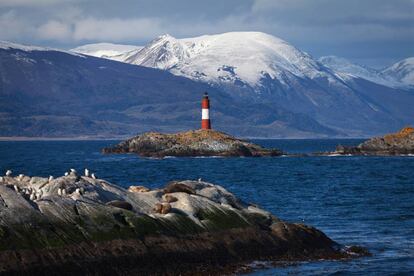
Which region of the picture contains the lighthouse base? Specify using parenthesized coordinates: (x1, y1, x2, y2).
(201, 119, 211, 130)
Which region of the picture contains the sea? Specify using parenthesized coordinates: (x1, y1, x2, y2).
(0, 139, 413, 275)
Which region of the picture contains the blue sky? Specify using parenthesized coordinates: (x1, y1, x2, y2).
(0, 0, 413, 68)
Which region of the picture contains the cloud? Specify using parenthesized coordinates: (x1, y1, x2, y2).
(72, 17, 163, 41)
(0, 0, 83, 7)
(0, 10, 33, 40)
(36, 20, 72, 41)
(0, 0, 412, 67)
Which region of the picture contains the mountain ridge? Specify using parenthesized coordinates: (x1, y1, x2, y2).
(0, 40, 339, 138)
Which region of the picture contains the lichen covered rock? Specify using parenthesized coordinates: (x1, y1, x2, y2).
(0, 172, 366, 275)
(335, 127, 414, 156)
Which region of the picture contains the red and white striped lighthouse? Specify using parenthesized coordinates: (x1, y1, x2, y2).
(201, 92, 211, 130)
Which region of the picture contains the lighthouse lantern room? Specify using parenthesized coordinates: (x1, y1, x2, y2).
(201, 92, 211, 130)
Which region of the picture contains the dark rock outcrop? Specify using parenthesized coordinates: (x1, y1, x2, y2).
(334, 127, 414, 156)
(102, 129, 283, 157)
(0, 171, 366, 275)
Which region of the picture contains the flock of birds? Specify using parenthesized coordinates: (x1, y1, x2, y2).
(1, 168, 97, 201)
(3, 168, 96, 180)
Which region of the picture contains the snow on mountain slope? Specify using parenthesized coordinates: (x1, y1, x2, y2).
(0, 40, 83, 57)
(71, 43, 142, 61)
(382, 57, 414, 86)
(123, 32, 342, 88)
(319, 56, 408, 88)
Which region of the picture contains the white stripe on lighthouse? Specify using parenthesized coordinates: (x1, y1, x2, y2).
(202, 108, 209, 119)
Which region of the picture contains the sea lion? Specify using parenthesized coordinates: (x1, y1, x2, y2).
(128, 185, 150, 193)
(106, 200, 133, 211)
(163, 194, 178, 203)
(164, 181, 195, 194)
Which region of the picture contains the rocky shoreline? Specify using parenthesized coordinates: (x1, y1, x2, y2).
(102, 129, 283, 158)
(332, 127, 414, 156)
(0, 169, 367, 275)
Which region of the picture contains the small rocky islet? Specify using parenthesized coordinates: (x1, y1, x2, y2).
(0, 169, 367, 275)
(102, 129, 283, 158)
(334, 127, 414, 156)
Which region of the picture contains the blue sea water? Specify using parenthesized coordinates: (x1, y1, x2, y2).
(0, 139, 413, 275)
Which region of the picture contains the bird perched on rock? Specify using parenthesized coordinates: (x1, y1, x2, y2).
(91, 173, 97, 179)
(70, 169, 76, 173)
(84, 168, 90, 177)
(64, 172, 69, 176)
(18, 174, 24, 181)
(5, 170, 12, 176)
(198, 178, 202, 183)
(48, 176, 54, 182)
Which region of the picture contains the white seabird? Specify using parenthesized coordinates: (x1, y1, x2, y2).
(84, 168, 90, 177)
(5, 170, 12, 176)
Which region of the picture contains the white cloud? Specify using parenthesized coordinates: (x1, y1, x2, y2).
(72, 17, 164, 41)
(36, 20, 72, 41)
(0, 0, 83, 7)
(0, 10, 33, 40)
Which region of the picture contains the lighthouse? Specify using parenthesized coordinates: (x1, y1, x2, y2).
(201, 92, 211, 130)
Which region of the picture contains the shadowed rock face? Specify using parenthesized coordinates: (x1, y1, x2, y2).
(0, 171, 367, 275)
(335, 127, 414, 156)
(102, 129, 283, 157)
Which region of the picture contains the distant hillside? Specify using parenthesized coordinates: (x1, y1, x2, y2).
(0, 41, 336, 138)
(72, 32, 414, 137)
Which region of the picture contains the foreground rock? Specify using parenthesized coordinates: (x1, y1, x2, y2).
(0, 170, 367, 275)
(102, 129, 283, 157)
(333, 127, 414, 156)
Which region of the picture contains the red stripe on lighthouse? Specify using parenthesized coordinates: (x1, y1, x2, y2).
(201, 92, 211, 130)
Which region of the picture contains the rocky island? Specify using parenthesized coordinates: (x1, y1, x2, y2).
(0, 170, 366, 275)
(102, 129, 283, 158)
(334, 127, 414, 156)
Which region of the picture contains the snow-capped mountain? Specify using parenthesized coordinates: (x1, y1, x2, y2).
(71, 43, 142, 61)
(382, 58, 414, 86)
(319, 55, 412, 88)
(123, 32, 341, 88)
(319, 56, 392, 86)
(66, 32, 414, 136)
(0, 40, 83, 57)
(2, 36, 413, 137)
(1, 40, 341, 138)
